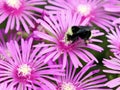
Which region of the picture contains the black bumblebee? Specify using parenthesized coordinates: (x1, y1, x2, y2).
(65, 26, 93, 43)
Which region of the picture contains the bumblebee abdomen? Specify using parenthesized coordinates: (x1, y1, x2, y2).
(78, 30, 91, 40)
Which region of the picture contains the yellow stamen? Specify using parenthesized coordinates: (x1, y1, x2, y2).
(6, 0, 22, 9)
(61, 82, 76, 90)
(77, 4, 91, 16)
(18, 64, 31, 76)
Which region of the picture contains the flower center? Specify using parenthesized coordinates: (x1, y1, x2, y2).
(17, 64, 32, 76)
(77, 4, 91, 16)
(61, 82, 76, 90)
(6, 0, 22, 9)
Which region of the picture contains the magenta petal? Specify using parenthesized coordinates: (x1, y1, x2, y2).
(105, 77, 120, 88)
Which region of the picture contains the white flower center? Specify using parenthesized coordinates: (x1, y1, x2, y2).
(18, 64, 32, 76)
(77, 4, 91, 16)
(61, 82, 76, 90)
(6, 0, 22, 9)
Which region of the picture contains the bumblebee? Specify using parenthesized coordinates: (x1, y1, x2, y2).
(65, 26, 93, 44)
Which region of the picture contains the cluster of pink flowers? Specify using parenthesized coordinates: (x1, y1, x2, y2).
(0, 0, 120, 90)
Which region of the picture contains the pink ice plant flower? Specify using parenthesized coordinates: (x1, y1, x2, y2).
(0, 38, 64, 90)
(45, 0, 118, 32)
(103, 55, 120, 90)
(0, 0, 46, 33)
(56, 61, 110, 90)
(0, 29, 20, 60)
(34, 11, 104, 68)
(106, 27, 120, 55)
(103, 0, 120, 24)
(103, 0, 120, 12)
(0, 82, 14, 90)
